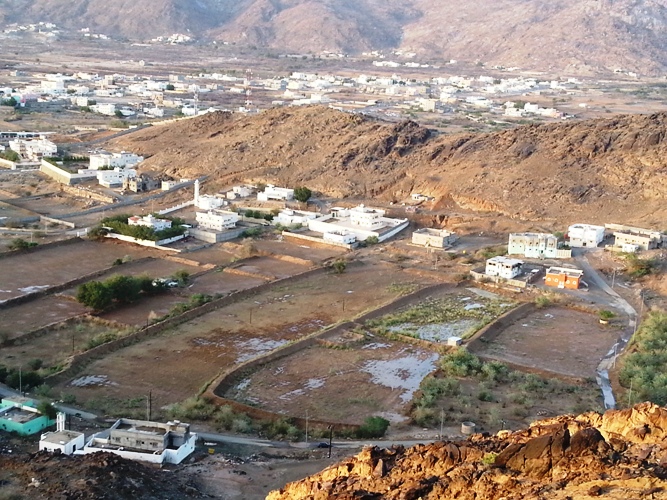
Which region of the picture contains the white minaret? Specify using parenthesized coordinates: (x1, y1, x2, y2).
(56, 412, 65, 432)
(194, 179, 200, 205)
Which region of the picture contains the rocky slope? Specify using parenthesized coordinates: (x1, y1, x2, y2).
(3, 0, 667, 73)
(268, 403, 667, 499)
(0, 450, 204, 499)
(112, 107, 667, 228)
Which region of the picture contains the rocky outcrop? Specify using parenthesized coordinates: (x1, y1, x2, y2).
(268, 403, 667, 499)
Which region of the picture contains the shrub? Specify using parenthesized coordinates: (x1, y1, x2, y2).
(169, 396, 217, 421)
(440, 349, 483, 378)
(331, 259, 347, 275)
(172, 269, 190, 286)
(76, 281, 114, 311)
(293, 186, 312, 203)
(28, 358, 43, 371)
(37, 401, 58, 420)
(535, 295, 552, 309)
(411, 406, 436, 427)
(356, 416, 390, 438)
(365, 235, 379, 245)
(5, 369, 43, 391)
(625, 254, 656, 278)
(7, 238, 38, 251)
(598, 310, 615, 321)
(477, 389, 494, 402)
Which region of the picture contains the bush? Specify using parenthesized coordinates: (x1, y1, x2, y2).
(5, 369, 43, 391)
(7, 238, 38, 251)
(293, 186, 312, 203)
(535, 295, 552, 309)
(598, 310, 615, 321)
(440, 349, 483, 378)
(356, 416, 390, 438)
(28, 358, 43, 371)
(331, 259, 347, 275)
(76, 281, 114, 311)
(37, 401, 58, 420)
(625, 254, 656, 278)
(169, 396, 217, 421)
(172, 269, 190, 286)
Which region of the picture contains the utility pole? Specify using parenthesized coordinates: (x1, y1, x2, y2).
(305, 410, 309, 444)
(147, 391, 152, 421)
(328, 425, 333, 458)
(19, 367, 22, 395)
(439, 409, 444, 440)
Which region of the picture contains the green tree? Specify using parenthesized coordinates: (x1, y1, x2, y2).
(166, 84, 175, 91)
(37, 400, 58, 420)
(1, 96, 17, 107)
(356, 416, 390, 438)
(114, 109, 124, 118)
(106, 274, 142, 304)
(76, 281, 114, 311)
(293, 187, 312, 203)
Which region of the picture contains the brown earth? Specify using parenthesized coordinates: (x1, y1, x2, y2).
(269, 402, 667, 500)
(0, 450, 204, 499)
(113, 107, 667, 229)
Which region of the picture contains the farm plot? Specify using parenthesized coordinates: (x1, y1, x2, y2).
(9, 194, 91, 217)
(0, 318, 133, 371)
(187, 271, 266, 296)
(0, 295, 87, 340)
(252, 239, 345, 263)
(185, 245, 238, 266)
(229, 256, 310, 280)
(55, 263, 438, 416)
(469, 307, 617, 379)
(225, 336, 439, 425)
(0, 239, 159, 300)
(410, 350, 603, 434)
(367, 288, 516, 343)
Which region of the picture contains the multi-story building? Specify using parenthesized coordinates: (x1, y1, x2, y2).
(606, 223, 666, 251)
(90, 151, 144, 170)
(485, 256, 524, 279)
(196, 210, 239, 231)
(567, 224, 605, 248)
(508, 233, 563, 258)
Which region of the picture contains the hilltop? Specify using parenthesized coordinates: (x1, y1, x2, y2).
(268, 403, 667, 500)
(112, 107, 667, 228)
(3, 1, 667, 73)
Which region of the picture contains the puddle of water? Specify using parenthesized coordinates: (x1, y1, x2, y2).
(361, 351, 439, 403)
(390, 320, 479, 343)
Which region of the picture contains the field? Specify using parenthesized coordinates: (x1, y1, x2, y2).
(226, 334, 439, 425)
(0, 318, 133, 371)
(367, 287, 516, 342)
(469, 306, 619, 379)
(0, 295, 87, 340)
(0, 239, 159, 301)
(55, 263, 439, 417)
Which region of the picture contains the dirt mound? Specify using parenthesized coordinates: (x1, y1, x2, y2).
(0, 451, 204, 499)
(268, 402, 667, 499)
(113, 107, 667, 228)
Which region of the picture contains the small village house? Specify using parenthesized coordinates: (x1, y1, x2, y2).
(545, 266, 584, 290)
(412, 228, 458, 248)
(485, 256, 524, 279)
(567, 224, 605, 248)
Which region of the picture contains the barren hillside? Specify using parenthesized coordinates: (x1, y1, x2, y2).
(3, 0, 667, 73)
(269, 403, 667, 500)
(112, 107, 667, 228)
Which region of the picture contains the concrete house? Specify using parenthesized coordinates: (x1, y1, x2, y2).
(90, 151, 143, 170)
(39, 414, 85, 455)
(196, 210, 239, 231)
(606, 223, 666, 251)
(0, 397, 56, 436)
(274, 209, 320, 226)
(545, 266, 584, 290)
(128, 214, 172, 231)
(508, 233, 571, 259)
(226, 185, 254, 199)
(307, 205, 409, 245)
(412, 228, 458, 248)
(97, 167, 136, 188)
(257, 185, 294, 202)
(568, 224, 605, 248)
(77, 418, 196, 465)
(485, 256, 524, 279)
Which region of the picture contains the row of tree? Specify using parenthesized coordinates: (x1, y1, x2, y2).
(98, 214, 187, 242)
(76, 274, 167, 311)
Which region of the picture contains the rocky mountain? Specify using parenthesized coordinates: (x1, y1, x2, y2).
(3, 0, 667, 72)
(112, 106, 667, 228)
(268, 403, 667, 499)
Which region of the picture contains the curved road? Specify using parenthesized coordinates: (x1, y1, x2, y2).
(575, 249, 638, 409)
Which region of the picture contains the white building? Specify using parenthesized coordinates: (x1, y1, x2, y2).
(485, 256, 524, 279)
(274, 209, 320, 226)
(91, 103, 117, 116)
(196, 210, 239, 231)
(568, 224, 605, 248)
(307, 205, 409, 244)
(90, 151, 143, 170)
(412, 228, 458, 248)
(128, 214, 172, 231)
(257, 185, 294, 202)
(8, 138, 57, 161)
(76, 418, 196, 465)
(97, 167, 136, 188)
(508, 233, 563, 259)
(226, 185, 253, 199)
(195, 195, 225, 210)
(39, 414, 85, 455)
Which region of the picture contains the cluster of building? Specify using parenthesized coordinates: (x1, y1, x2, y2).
(5, 135, 57, 162)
